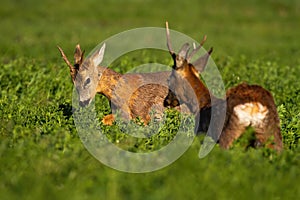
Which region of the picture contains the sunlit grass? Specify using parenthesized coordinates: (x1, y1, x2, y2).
(1, 0, 300, 199)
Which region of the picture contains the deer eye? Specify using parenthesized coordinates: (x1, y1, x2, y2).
(84, 78, 91, 86)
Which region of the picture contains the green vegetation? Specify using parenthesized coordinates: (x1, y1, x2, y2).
(1, 0, 300, 199)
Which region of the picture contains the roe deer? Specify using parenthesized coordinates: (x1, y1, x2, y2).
(164, 22, 216, 136)
(58, 43, 174, 125)
(164, 22, 283, 151)
(164, 22, 213, 114)
(220, 83, 283, 151)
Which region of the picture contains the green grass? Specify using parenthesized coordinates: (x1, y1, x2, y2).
(1, 0, 300, 199)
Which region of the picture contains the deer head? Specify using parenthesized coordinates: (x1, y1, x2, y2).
(58, 43, 106, 107)
(164, 22, 213, 113)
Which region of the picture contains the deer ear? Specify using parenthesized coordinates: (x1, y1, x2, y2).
(193, 47, 213, 72)
(92, 43, 106, 67)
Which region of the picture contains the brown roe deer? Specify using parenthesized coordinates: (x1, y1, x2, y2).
(164, 22, 283, 151)
(163, 22, 213, 113)
(58, 43, 172, 125)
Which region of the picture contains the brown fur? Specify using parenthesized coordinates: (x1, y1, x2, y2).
(167, 61, 283, 151)
(164, 22, 213, 113)
(107, 70, 171, 123)
(219, 83, 283, 151)
(176, 63, 211, 109)
(58, 44, 172, 125)
(164, 22, 282, 151)
(166, 60, 212, 114)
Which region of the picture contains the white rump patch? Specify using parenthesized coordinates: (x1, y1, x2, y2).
(233, 102, 268, 127)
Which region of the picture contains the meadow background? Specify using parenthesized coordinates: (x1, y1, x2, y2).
(1, 0, 300, 199)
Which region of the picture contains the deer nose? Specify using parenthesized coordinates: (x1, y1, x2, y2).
(79, 99, 90, 107)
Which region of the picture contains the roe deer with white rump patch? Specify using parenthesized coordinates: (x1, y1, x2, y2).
(164, 22, 283, 151)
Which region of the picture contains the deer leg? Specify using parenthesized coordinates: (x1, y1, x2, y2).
(254, 125, 283, 152)
(102, 114, 115, 125)
(272, 130, 283, 152)
(219, 114, 247, 149)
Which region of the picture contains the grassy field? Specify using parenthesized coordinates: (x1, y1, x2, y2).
(1, 0, 300, 199)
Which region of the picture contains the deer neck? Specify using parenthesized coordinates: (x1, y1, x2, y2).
(185, 66, 211, 108)
(96, 66, 122, 100)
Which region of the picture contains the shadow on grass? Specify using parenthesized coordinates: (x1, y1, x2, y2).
(58, 102, 73, 120)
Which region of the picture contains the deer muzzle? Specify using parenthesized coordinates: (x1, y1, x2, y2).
(79, 99, 91, 107)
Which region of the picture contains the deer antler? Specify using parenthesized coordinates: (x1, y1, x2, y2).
(57, 45, 77, 81)
(165, 22, 212, 71)
(74, 44, 85, 68)
(187, 35, 207, 62)
(165, 21, 174, 54)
